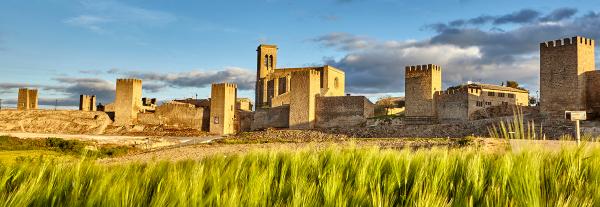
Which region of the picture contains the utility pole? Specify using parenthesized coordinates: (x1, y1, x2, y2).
(55, 99, 57, 110)
(0, 98, 2, 110)
(536, 90, 540, 106)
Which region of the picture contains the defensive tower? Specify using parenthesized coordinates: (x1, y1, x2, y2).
(17, 88, 38, 110)
(210, 83, 238, 135)
(114, 79, 143, 125)
(540, 36, 595, 116)
(404, 64, 442, 118)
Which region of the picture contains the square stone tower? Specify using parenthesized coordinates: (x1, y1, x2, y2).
(289, 70, 321, 129)
(210, 83, 237, 135)
(114, 79, 143, 125)
(256, 44, 278, 108)
(540, 36, 595, 116)
(17, 88, 38, 110)
(79, 95, 97, 111)
(405, 64, 442, 117)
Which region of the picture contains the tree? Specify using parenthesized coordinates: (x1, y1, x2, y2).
(529, 96, 537, 106)
(376, 96, 396, 109)
(446, 84, 464, 91)
(505, 80, 528, 91)
(505, 80, 519, 89)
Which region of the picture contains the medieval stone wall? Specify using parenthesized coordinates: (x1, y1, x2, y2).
(251, 105, 290, 130)
(136, 102, 210, 130)
(270, 92, 290, 107)
(315, 96, 374, 128)
(586, 70, 600, 113)
(236, 110, 254, 132)
(540, 36, 595, 116)
(435, 90, 469, 122)
(405, 64, 442, 117)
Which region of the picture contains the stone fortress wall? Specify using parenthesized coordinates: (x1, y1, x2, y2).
(434, 89, 469, 122)
(315, 96, 374, 128)
(137, 102, 207, 130)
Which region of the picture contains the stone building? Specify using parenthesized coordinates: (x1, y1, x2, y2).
(210, 83, 237, 135)
(17, 88, 38, 110)
(255, 44, 345, 108)
(435, 83, 529, 122)
(404, 65, 529, 123)
(236, 98, 253, 111)
(252, 44, 374, 130)
(79, 95, 97, 111)
(540, 36, 600, 117)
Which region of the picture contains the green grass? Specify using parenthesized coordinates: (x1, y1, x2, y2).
(1, 145, 600, 206)
(0, 150, 72, 165)
(0, 136, 136, 163)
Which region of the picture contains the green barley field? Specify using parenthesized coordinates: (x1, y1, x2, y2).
(1, 144, 600, 206)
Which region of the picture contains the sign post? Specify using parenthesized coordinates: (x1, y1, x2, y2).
(565, 111, 587, 145)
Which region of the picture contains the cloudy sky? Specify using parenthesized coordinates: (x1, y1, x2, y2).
(1, 0, 600, 108)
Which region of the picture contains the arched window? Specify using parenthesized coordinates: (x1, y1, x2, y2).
(264, 55, 269, 68)
(269, 55, 274, 68)
(334, 77, 339, 89)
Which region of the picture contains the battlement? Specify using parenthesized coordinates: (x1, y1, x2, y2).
(212, 82, 238, 88)
(540, 36, 595, 48)
(405, 64, 441, 73)
(292, 69, 321, 77)
(117, 78, 142, 84)
(435, 88, 468, 96)
(257, 44, 278, 50)
(19, 88, 38, 92)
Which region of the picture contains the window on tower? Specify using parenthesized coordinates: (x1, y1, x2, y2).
(265, 55, 269, 68)
(269, 55, 274, 68)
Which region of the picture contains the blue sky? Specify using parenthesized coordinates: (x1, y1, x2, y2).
(1, 0, 600, 108)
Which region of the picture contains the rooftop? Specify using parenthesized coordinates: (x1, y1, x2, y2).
(467, 83, 528, 93)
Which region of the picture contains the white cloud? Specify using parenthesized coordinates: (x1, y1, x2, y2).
(65, 1, 176, 33)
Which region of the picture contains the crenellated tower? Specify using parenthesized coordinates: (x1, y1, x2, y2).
(540, 36, 595, 116)
(404, 64, 442, 118)
(210, 83, 238, 135)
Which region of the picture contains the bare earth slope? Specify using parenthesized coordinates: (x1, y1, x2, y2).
(0, 110, 111, 135)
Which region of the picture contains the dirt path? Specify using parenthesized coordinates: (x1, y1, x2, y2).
(0, 131, 220, 149)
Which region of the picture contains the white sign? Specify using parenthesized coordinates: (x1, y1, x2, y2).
(565, 111, 587, 121)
